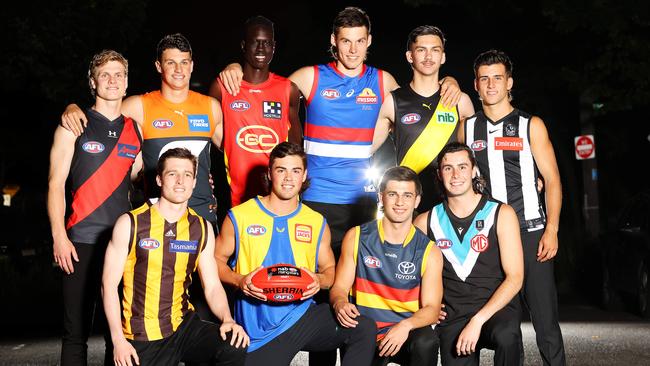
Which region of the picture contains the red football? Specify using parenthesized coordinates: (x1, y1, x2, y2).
(250, 264, 313, 303)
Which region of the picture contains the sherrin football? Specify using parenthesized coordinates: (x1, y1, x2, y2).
(250, 264, 313, 303)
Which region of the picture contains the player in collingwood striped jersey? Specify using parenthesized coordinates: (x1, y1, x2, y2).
(459, 50, 565, 365)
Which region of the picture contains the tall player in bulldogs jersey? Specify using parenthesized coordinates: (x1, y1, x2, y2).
(372, 25, 475, 212)
(414, 142, 524, 366)
(331, 166, 443, 366)
(48, 50, 142, 366)
(459, 50, 565, 365)
(209, 16, 302, 207)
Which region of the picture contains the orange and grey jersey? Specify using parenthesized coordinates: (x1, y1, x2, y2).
(141, 90, 217, 223)
(121, 203, 208, 341)
(392, 86, 459, 174)
(352, 219, 433, 340)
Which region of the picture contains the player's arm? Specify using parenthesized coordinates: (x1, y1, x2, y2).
(214, 215, 266, 301)
(287, 82, 303, 145)
(379, 243, 443, 357)
(530, 116, 562, 262)
(456, 204, 524, 356)
(102, 214, 139, 366)
(47, 126, 78, 274)
(457, 117, 466, 144)
(208, 77, 223, 102)
(330, 227, 363, 328)
(60, 103, 87, 136)
(288, 66, 314, 98)
(301, 224, 334, 301)
(120, 95, 144, 128)
(199, 225, 249, 348)
(457, 92, 475, 120)
(210, 97, 224, 149)
(439, 75, 462, 108)
(413, 212, 429, 234)
(371, 92, 395, 154)
(218, 63, 243, 96)
(381, 70, 400, 96)
(130, 152, 143, 181)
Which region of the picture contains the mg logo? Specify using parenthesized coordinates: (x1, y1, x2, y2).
(398, 261, 416, 275)
(471, 234, 489, 252)
(235, 125, 279, 153)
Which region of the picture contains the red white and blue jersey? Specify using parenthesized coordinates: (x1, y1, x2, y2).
(303, 63, 385, 204)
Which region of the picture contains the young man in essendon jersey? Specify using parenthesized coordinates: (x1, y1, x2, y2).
(459, 50, 565, 365)
(47, 50, 142, 365)
(414, 142, 525, 365)
(209, 16, 302, 208)
(330, 166, 443, 366)
(102, 148, 248, 366)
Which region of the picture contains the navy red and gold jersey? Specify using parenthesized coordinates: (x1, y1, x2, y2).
(219, 74, 292, 206)
(140, 90, 217, 222)
(121, 203, 208, 341)
(228, 197, 326, 352)
(351, 219, 433, 339)
(67, 109, 141, 243)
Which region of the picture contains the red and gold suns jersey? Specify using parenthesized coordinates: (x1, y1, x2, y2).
(219, 74, 292, 206)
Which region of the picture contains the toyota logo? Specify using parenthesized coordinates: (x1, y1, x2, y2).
(398, 261, 415, 275)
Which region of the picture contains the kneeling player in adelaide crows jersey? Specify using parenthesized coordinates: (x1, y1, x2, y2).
(102, 148, 248, 366)
(414, 142, 524, 366)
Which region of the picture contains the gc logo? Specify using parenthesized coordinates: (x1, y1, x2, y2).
(398, 261, 416, 275)
(235, 125, 279, 153)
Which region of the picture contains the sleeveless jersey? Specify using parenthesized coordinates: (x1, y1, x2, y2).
(219, 74, 292, 206)
(67, 109, 141, 243)
(141, 90, 217, 222)
(465, 109, 545, 231)
(392, 86, 459, 173)
(352, 220, 433, 339)
(427, 196, 503, 323)
(303, 62, 384, 204)
(121, 203, 208, 341)
(228, 197, 326, 352)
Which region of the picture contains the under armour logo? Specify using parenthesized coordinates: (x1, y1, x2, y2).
(108, 131, 117, 138)
(422, 103, 432, 110)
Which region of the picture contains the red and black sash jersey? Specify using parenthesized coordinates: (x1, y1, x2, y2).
(66, 109, 142, 243)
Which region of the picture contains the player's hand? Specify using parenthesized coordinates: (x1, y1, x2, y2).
(439, 76, 462, 108)
(53, 235, 79, 274)
(61, 104, 87, 137)
(333, 300, 360, 328)
(536, 177, 544, 193)
(240, 266, 267, 301)
(537, 229, 559, 262)
(208, 173, 215, 191)
(436, 303, 447, 324)
(456, 317, 483, 356)
(113, 338, 140, 366)
(219, 63, 244, 96)
(220, 320, 250, 348)
(378, 321, 411, 357)
(299, 267, 320, 300)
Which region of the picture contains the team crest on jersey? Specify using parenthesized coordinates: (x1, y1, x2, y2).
(230, 100, 250, 112)
(262, 101, 282, 119)
(117, 143, 138, 159)
(321, 89, 340, 100)
(169, 240, 198, 254)
(153, 119, 174, 129)
(401, 113, 421, 125)
(470, 234, 489, 252)
(435, 110, 456, 124)
(363, 256, 382, 268)
(82, 141, 104, 154)
(295, 224, 312, 243)
(436, 239, 453, 249)
(138, 238, 160, 250)
(471, 140, 487, 151)
(246, 225, 267, 236)
(356, 88, 378, 104)
(236, 125, 279, 153)
(494, 137, 523, 151)
(505, 123, 518, 136)
(475, 220, 484, 230)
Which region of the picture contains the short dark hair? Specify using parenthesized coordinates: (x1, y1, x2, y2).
(244, 15, 274, 38)
(406, 25, 445, 51)
(329, 7, 371, 58)
(156, 148, 197, 177)
(267, 142, 309, 192)
(156, 33, 192, 62)
(436, 142, 486, 195)
(87, 49, 128, 97)
(379, 166, 422, 197)
(473, 49, 513, 78)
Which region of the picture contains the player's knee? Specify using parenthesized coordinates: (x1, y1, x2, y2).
(492, 327, 522, 351)
(354, 315, 378, 341)
(408, 327, 439, 355)
(218, 332, 248, 361)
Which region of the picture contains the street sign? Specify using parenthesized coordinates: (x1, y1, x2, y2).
(575, 134, 596, 160)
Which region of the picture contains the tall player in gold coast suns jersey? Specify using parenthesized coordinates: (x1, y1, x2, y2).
(102, 148, 248, 366)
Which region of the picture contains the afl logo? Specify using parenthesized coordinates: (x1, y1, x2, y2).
(246, 225, 267, 236)
(274, 293, 295, 301)
(321, 89, 340, 100)
(138, 238, 160, 250)
(471, 140, 487, 151)
(436, 239, 452, 249)
(230, 100, 250, 112)
(363, 256, 382, 268)
(153, 119, 173, 129)
(236, 125, 280, 153)
(82, 141, 104, 153)
(400, 113, 421, 125)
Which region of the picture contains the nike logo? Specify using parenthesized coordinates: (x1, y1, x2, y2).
(422, 103, 432, 110)
(489, 129, 499, 134)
